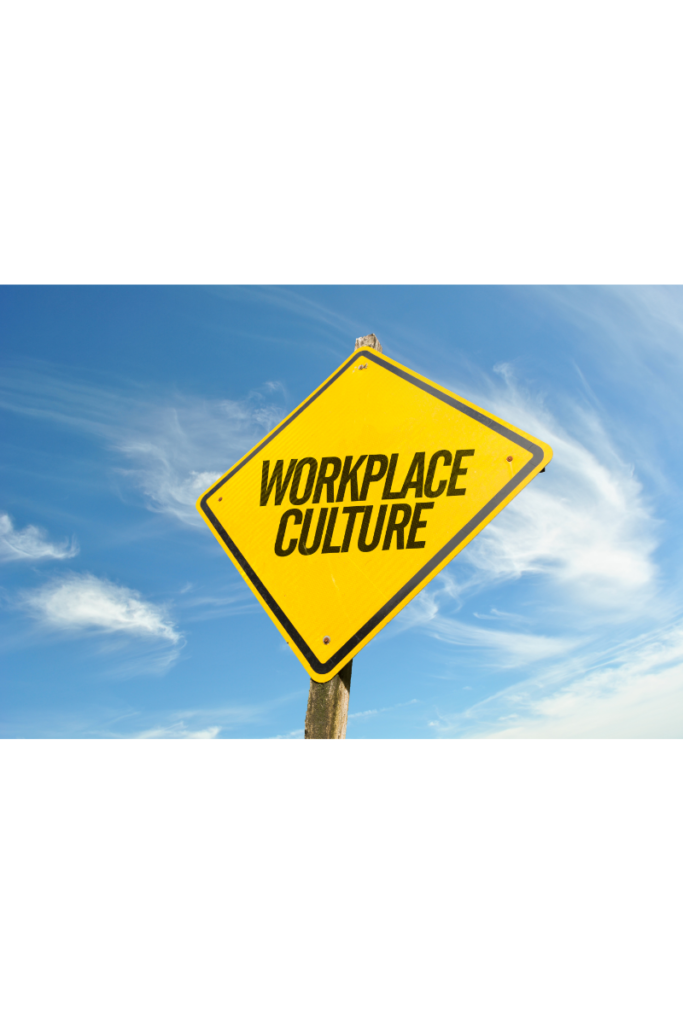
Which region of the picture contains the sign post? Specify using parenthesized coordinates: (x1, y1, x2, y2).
(304, 334, 382, 738)
(304, 658, 353, 739)
(196, 332, 552, 739)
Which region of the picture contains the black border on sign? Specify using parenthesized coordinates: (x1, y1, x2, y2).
(200, 350, 545, 675)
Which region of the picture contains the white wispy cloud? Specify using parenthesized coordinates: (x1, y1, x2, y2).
(176, 581, 259, 622)
(0, 512, 78, 562)
(114, 391, 286, 525)
(431, 620, 683, 739)
(548, 286, 683, 383)
(453, 364, 659, 612)
(348, 698, 420, 720)
(527, 287, 683, 490)
(98, 691, 306, 739)
(0, 369, 287, 527)
(397, 590, 576, 668)
(223, 286, 363, 346)
(425, 616, 577, 666)
(22, 573, 181, 644)
(134, 723, 222, 739)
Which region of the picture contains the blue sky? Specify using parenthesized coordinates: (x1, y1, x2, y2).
(2, 285, 682, 739)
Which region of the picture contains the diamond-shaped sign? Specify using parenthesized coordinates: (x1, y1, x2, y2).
(197, 347, 552, 681)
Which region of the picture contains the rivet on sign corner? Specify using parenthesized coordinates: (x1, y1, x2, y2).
(218, 496, 223, 501)
(506, 456, 513, 462)
(323, 636, 331, 645)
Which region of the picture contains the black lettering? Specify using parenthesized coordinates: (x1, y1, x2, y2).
(341, 506, 367, 552)
(274, 508, 302, 556)
(289, 457, 318, 505)
(359, 455, 389, 501)
(260, 459, 297, 506)
(336, 454, 367, 502)
(299, 507, 327, 555)
(313, 457, 342, 503)
(358, 504, 388, 552)
(321, 507, 342, 553)
(447, 449, 475, 496)
(399, 452, 425, 499)
(382, 503, 412, 550)
(381, 453, 403, 499)
(407, 502, 434, 549)
(424, 450, 452, 498)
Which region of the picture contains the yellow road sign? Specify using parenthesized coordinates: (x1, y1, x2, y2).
(197, 346, 553, 681)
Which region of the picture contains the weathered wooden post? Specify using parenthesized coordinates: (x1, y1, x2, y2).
(304, 333, 383, 739)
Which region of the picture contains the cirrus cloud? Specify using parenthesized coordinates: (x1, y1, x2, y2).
(22, 573, 181, 644)
(0, 369, 287, 528)
(0, 512, 78, 563)
(430, 620, 683, 739)
(436, 363, 661, 615)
